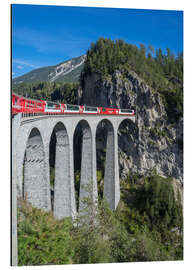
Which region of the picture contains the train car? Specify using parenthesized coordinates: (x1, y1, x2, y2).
(12, 93, 22, 114)
(119, 109, 135, 116)
(12, 93, 45, 114)
(98, 107, 134, 115)
(62, 105, 99, 114)
(98, 107, 119, 115)
(12, 93, 135, 116)
(12, 93, 25, 114)
(25, 98, 45, 113)
(63, 104, 81, 114)
(44, 101, 62, 113)
(83, 106, 99, 114)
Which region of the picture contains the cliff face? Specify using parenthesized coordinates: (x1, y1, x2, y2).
(81, 70, 183, 184)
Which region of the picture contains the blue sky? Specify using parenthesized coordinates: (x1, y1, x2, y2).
(12, 4, 183, 78)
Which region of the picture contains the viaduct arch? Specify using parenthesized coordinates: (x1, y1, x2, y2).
(12, 113, 135, 265)
(23, 127, 47, 210)
(13, 113, 135, 216)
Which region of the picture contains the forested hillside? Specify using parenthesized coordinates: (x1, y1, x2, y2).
(13, 81, 80, 105)
(81, 38, 183, 122)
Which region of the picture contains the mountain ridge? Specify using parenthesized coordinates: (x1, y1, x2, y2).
(13, 54, 86, 85)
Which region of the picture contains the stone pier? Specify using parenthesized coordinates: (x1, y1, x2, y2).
(12, 113, 135, 265)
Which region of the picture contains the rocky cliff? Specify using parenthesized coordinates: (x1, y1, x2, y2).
(81, 70, 183, 184)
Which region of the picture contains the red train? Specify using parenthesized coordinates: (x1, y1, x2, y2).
(12, 92, 135, 116)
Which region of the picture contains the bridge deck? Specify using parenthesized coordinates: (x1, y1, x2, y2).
(19, 113, 135, 125)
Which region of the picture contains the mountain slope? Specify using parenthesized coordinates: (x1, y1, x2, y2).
(13, 55, 86, 85)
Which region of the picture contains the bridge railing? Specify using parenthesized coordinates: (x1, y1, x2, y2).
(21, 112, 66, 117)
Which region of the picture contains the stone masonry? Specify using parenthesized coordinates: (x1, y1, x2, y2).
(13, 114, 135, 215)
(12, 113, 135, 265)
(24, 128, 48, 210)
(103, 120, 120, 210)
(53, 122, 71, 219)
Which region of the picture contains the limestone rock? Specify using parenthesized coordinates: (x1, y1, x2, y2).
(81, 70, 183, 184)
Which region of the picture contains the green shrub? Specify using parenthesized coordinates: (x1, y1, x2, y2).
(97, 170, 104, 199)
(118, 173, 183, 261)
(137, 175, 183, 231)
(71, 198, 113, 264)
(18, 200, 73, 266)
(18, 173, 183, 265)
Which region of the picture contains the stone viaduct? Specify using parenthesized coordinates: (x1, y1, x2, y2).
(12, 112, 135, 265)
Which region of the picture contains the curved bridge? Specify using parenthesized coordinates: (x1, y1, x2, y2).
(12, 113, 135, 264)
(13, 113, 135, 216)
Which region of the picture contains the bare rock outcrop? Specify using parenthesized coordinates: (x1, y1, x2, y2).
(81, 70, 183, 184)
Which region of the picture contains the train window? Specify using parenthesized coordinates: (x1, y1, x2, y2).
(47, 102, 60, 108)
(102, 108, 106, 112)
(66, 104, 79, 111)
(14, 98, 18, 105)
(120, 109, 133, 113)
(84, 106, 98, 112)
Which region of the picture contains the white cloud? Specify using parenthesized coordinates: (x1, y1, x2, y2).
(13, 58, 35, 68)
(17, 65, 23, 69)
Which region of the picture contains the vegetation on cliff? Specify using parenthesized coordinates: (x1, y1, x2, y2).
(81, 37, 183, 121)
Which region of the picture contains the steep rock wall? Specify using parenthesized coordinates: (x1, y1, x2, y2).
(81, 70, 183, 184)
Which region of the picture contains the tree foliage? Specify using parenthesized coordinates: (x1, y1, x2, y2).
(13, 81, 80, 105)
(81, 38, 183, 121)
(18, 174, 183, 265)
(17, 200, 73, 266)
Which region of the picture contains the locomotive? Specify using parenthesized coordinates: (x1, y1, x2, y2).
(12, 92, 135, 116)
